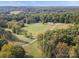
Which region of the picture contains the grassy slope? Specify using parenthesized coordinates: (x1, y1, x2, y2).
(22, 23, 73, 58)
(24, 41, 43, 58)
(15, 34, 33, 42)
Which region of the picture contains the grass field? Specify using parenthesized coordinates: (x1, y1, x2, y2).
(22, 23, 73, 37)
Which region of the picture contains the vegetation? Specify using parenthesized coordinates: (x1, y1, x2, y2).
(37, 25, 79, 57)
(0, 44, 25, 58)
(0, 6, 79, 58)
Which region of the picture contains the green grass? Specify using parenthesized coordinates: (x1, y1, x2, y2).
(22, 23, 49, 36)
(15, 34, 33, 42)
(24, 41, 43, 58)
(22, 23, 73, 36)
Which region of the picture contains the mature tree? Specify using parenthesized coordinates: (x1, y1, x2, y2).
(1, 44, 25, 58)
(56, 42, 69, 58)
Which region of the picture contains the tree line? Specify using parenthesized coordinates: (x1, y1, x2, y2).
(25, 13, 79, 24)
(1, 11, 79, 25)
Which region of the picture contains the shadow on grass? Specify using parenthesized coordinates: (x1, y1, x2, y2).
(8, 34, 29, 44)
(24, 55, 33, 58)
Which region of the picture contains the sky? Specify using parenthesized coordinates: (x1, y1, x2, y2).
(0, 1, 79, 6)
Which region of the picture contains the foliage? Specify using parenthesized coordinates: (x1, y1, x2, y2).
(0, 44, 25, 58)
(0, 39, 8, 50)
(37, 25, 79, 57)
(56, 42, 69, 58)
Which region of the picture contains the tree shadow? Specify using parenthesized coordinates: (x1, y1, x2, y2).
(24, 54, 33, 58)
(7, 34, 29, 44)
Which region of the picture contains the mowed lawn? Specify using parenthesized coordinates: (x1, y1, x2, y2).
(22, 23, 73, 36)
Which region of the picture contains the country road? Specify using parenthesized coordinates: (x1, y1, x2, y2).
(21, 39, 38, 47)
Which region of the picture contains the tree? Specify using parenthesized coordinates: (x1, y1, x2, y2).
(1, 44, 25, 58)
(28, 33, 33, 39)
(10, 46, 25, 58)
(7, 20, 17, 29)
(37, 33, 45, 56)
(56, 42, 69, 58)
(0, 39, 8, 50)
(12, 24, 21, 34)
(40, 14, 47, 24)
(69, 47, 77, 58)
(0, 20, 8, 28)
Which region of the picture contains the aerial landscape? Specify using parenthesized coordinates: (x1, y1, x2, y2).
(0, 1, 79, 58)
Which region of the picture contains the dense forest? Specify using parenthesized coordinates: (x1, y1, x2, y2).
(37, 25, 79, 57)
(0, 6, 79, 58)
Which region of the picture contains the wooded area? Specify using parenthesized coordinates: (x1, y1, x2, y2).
(0, 6, 79, 58)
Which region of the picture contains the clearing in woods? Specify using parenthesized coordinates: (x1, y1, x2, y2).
(20, 23, 74, 58)
(22, 23, 73, 36)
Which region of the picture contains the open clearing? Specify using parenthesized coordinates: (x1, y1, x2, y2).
(20, 23, 74, 58)
(22, 23, 73, 36)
